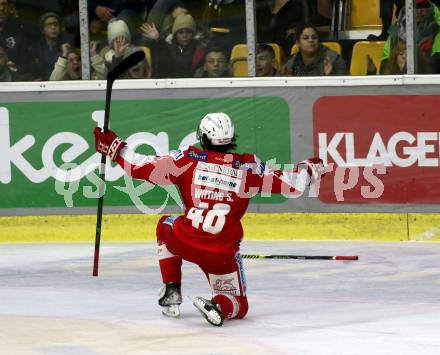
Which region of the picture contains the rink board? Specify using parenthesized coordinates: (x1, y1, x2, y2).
(1, 213, 439, 243)
(2, 77, 440, 243)
(2, 76, 440, 216)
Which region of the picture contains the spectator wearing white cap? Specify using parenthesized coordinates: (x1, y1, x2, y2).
(99, 18, 133, 70)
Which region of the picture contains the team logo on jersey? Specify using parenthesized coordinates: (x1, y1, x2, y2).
(194, 162, 243, 192)
(209, 272, 240, 295)
(187, 149, 208, 161)
(214, 154, 233, 163)
(194, 170, 242, 192)
(169, 149, 184, 161)
(256, 161, 266, 177)
(197, 161, 243, 178)
(239, 162, 255, 172)
(234, 160, 266, 176)
(214, 279, 237, 293)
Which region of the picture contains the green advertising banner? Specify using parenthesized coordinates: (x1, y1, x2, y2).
(0, 97, 290, 210)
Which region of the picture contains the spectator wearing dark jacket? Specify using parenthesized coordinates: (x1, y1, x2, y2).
(194, 46, 230, 78)
(256, 44, 280, 77)
(140, 13, 207, 78)
(283, 24, 347, 76)
(31, 12, 73, 80)
(0, 0, 35, 79)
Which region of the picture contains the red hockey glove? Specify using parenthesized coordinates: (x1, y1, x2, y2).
(93, 127, 126, 161)
(297, 157, 326, 180)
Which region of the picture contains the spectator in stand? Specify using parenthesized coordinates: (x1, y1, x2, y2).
(15, 1, 81, 48)
(256, 44, 280, 76)
(101, 19, 151, 78)
(99, 18, 133, 70)
(372, 40, 407, 74)
(0, 0, 35, 79)
(0, 43, 18, 81)
(380, 0, 440, 74)
(140, 13, 207, 78)
(194, 45, 230, 78)
(49, 45, 80, 80)
(31, 12, 73, 80)
(125, 51, 151, 79)
(49, 41, 107, 80)
(110, 45, 151, 79)
(146, 1, 189, 40)
(283, 24, 347, 76)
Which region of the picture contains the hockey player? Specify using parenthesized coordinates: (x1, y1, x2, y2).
(93, 112, 325, 326)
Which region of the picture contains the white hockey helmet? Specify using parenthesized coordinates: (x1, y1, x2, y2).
(196, 112, 235, 145)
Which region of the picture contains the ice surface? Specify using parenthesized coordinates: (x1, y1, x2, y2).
(0, 241, 439, 355)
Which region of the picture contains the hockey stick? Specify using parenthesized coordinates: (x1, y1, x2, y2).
(92, 50, 146, 277)
(241, 254, 359, 261)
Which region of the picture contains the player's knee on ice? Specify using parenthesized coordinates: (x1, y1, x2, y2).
(212, 294, 249, 319)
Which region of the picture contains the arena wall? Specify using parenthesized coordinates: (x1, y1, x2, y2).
(1, 76, 439, 241)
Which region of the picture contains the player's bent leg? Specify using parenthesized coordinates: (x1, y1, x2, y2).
(156, 216, 183, 283)
(212, 293, 249, 320)
(157, 242, 182, 283)
(156, 216, 183, 317)
(194, 252, 248, 325)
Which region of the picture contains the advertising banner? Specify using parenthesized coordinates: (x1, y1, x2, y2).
(0, 97, 290, 210)
(314, 95, 440, 203)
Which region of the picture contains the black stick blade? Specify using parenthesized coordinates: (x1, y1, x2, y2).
(108, 50, 145, 81)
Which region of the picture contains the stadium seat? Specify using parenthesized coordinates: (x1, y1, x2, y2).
(138, 46, 152, 78)
(230, 43, 283, 77)
(348, 0, 382, 30)
(230, 44, 248, 77)
(291, 42, 342, 55)
(349, 41, 385, 75)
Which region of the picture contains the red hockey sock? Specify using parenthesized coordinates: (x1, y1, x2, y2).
(159, 256, 182, 283)
(157, 242, 182, 283)
(212, 294, 248, 320)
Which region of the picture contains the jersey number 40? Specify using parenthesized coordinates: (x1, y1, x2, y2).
(186, 203, 231, 234)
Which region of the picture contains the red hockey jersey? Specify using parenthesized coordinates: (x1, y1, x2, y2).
(116, 146, 307, 253)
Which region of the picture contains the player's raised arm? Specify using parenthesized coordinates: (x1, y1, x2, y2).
(255, 157, 326, 196)
(93, 127, 188, 185)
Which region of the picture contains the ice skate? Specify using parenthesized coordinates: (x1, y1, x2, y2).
(193, 297, 224, 326)
(158, 282, 182, 318)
